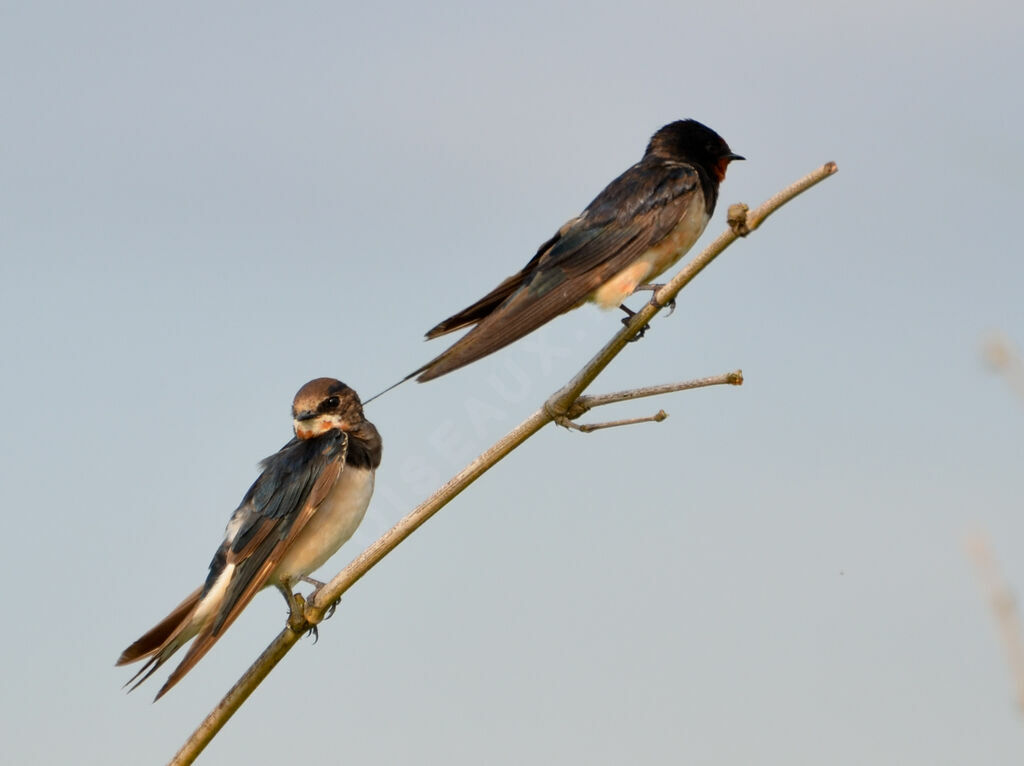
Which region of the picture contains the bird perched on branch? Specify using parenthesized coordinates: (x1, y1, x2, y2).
(117, 378, 382, 700)
(367, 119, 742, 401)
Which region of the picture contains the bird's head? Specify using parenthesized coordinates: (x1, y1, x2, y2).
(645, 119, 744, 182)
(291, 378, 364, 440)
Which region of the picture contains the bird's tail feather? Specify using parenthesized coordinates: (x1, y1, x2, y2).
(361, 368, 419, 405)
(116, 586, 202, 696)
(424, 271, 526, 339)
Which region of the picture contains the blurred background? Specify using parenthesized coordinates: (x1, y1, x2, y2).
(2, 1, 1022, 763)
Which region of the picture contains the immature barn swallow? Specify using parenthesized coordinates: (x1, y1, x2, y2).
(117, 378, 382, 700)
(375, 119, 741, 394)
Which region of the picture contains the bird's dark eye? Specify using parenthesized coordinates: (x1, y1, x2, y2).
(322, 396, 341, 411)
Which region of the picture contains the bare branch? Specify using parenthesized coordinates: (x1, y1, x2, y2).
(557, 409, 668, 433)
(554, 370, 741, 432)
(743, 161, 838, 232)
(168, 630, 302, 766)
(572, 370, 743, 415)
(169, 161, 837, 764)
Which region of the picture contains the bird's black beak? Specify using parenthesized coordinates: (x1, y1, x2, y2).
(726, 152, 745, 162)
(294, 410, 317, 422)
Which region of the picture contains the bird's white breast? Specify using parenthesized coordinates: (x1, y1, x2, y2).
(591, 207, 711, 309)
(271, 466, 375, 583)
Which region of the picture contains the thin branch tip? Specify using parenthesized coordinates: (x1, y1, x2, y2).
(562, 409, 669, 433)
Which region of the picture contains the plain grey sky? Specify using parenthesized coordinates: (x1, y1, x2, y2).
(2, 0, 1022, 763)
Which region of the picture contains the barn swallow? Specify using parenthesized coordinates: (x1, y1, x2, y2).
(116, 378, 382, 700)
(367, 119, 741, 399)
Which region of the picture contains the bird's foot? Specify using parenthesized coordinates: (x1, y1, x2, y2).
(619, 304, 650, 341)
(634, 283, 676, 315)
(300, 575, 341, 620)
(276, 583, 320, 639)
(324, 598, 341, 620)
(283, 590, 308, 634)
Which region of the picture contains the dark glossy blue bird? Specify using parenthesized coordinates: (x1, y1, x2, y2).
(405, 119, 742, 385)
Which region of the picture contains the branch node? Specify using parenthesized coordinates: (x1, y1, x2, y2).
(727, 203, 751, 236)
(546, 397, 587, 422)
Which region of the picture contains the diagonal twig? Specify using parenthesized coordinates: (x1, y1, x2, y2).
(982, 332, 1024, 405)
(965, 531, 1024, 714)
(168, 160, 838, 765)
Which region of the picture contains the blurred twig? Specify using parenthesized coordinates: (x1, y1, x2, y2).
(965, 531, 1024, 714)
(169, 160, 839, 765)
(982, 332, 1024, 404)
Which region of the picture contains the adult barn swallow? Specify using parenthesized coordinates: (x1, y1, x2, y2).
(117, 378, 382, 700)
(410, 119, 742, 384)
